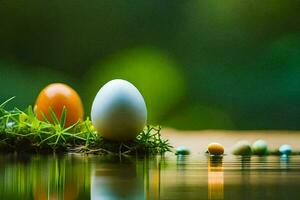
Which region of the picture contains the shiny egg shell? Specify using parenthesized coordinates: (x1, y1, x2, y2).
(91, 79, 147, 141)
(34, 83, 84, 127)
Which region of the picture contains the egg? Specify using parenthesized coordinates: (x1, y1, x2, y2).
(231, 140, 252, 156)
(279, 144, 292, 155)
(91, 79, 147, 141)
(175, 146, 191, 155)
(252, 139, 268, 155)
(208, 143, 224, 155)
(34, 83, 84, 127)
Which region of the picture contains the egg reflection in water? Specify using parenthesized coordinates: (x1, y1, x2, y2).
(91, 157, 144, 200)
(208, 156, 224, 200)
(91, 157, 161, 200)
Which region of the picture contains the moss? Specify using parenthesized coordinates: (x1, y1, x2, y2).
(0, 97, 172, 155)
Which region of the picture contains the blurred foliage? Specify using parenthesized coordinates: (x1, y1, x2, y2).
(165, 104, 235, 130)
(85, 48, 185, 123)
(0, 61, 77, 109)
(0, 0, 300, 129)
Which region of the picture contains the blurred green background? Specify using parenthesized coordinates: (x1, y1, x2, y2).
(0, 0, 300, 130)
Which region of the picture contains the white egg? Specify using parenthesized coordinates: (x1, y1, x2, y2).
(91, 79, 147, 141)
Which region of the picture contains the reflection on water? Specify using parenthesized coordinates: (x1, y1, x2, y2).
(1, 154, 300, 199)
(208, 156, 224, 200)
(91, 157, 142, 199)
(0, 155, 91, 200)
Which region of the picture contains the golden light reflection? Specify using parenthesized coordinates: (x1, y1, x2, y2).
(208, 156, 224, 200)
(145, 156, 161, 200)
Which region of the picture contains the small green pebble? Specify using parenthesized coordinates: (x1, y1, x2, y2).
(175, 146, 190, 155)
(252, 139, 268, 155)
(231, 140, 252, 156)
(279, 144, 292, 155)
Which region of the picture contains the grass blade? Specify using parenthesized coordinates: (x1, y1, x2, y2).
(60, 106, 67, 128)
(49, 107, 60, 125)
(27, 105, 35, 119)
(0, 96, 15, 108)
(40, 112, 50, 123)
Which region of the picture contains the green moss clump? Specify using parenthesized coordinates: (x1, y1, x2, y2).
(0, 97, 172, 155)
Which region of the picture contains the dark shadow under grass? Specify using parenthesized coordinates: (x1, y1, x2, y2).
(0, 98, 172, 155)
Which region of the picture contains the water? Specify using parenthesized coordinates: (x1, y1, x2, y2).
(0, 154, 300, 200)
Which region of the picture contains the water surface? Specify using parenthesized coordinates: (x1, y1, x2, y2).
(1, 154, 299, 200)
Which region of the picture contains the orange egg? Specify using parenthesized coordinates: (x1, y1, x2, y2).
(34, 83, 84, 127)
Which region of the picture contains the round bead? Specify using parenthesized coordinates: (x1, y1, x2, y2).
(175, 146, 191, 155)
(252, 139, 268, 155)
(232, 140, 252, 156)
(279, 144, 292, 155)
(208, 143, 224, 155)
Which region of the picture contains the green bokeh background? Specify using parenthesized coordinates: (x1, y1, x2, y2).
(0, 0, 300, 130)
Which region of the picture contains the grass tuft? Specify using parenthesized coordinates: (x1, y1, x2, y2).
(0, 98, 172, 155)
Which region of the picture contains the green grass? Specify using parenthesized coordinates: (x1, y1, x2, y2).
(0, 97, 172, 155)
